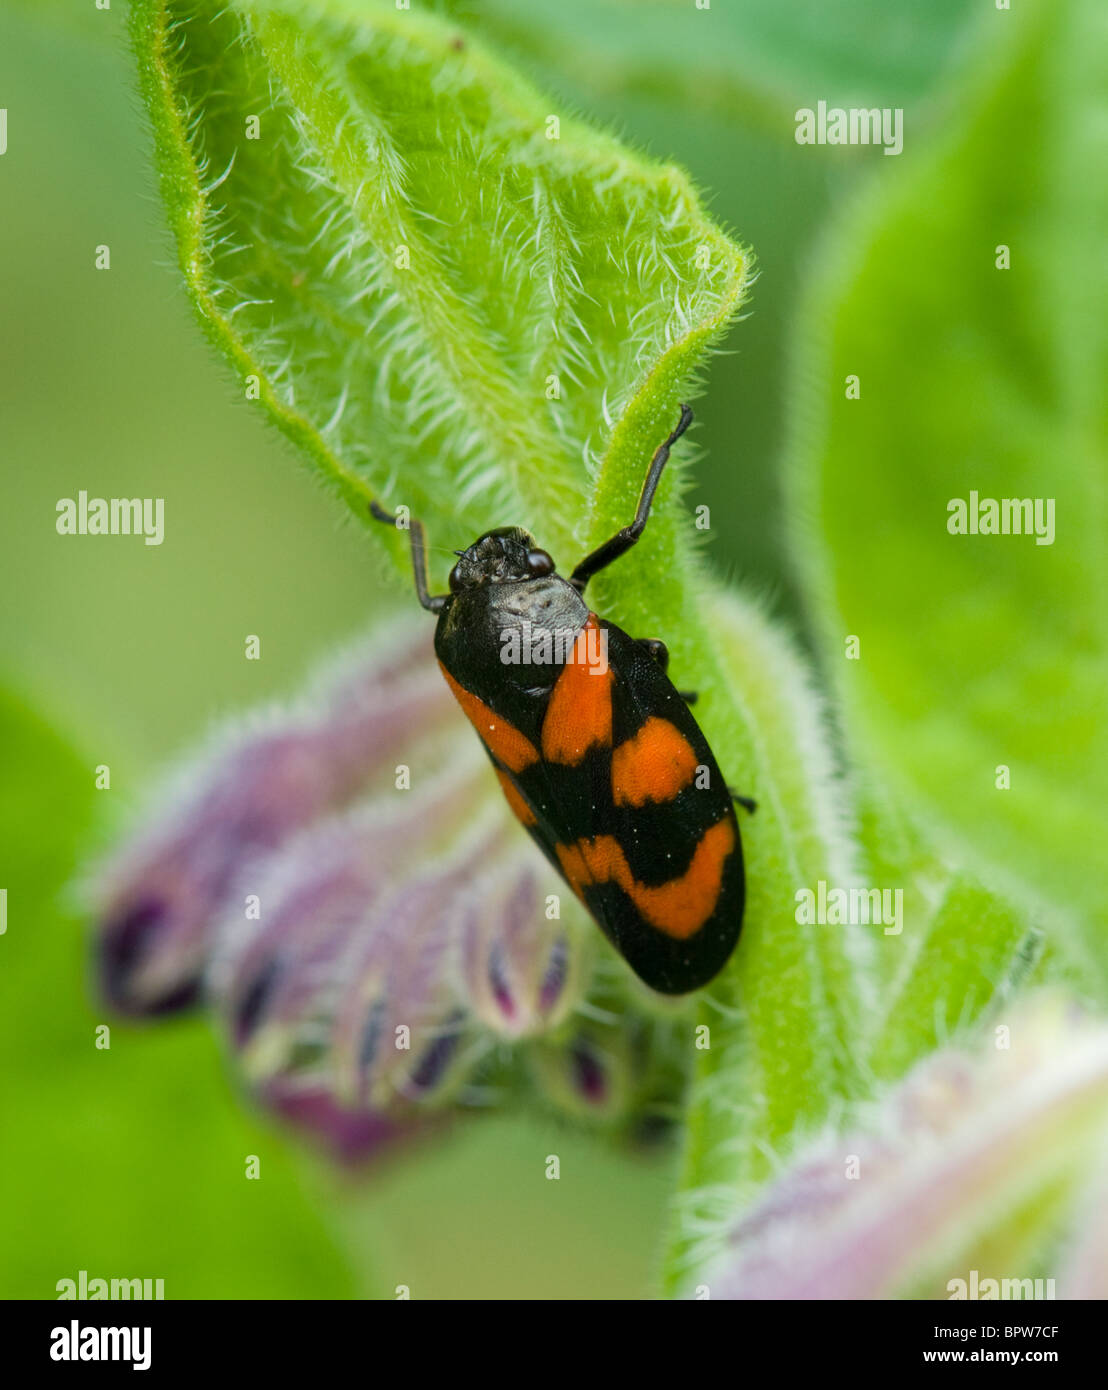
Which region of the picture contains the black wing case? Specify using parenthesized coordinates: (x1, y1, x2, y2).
(488, 620, 745, 995)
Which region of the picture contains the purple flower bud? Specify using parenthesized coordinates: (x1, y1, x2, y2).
(699, 998, 1108, 1300)
(459, 853, 585, 1039)
(528, 1022, 635, 1122)
(209, 769, 488, 1080)
(87, 620, 458, 1015)
(327, 822, 527, 1106)
(1059, 1165, 1108, 1297)
(85, 612, 599, 1157)
(258, 1079, 426, 1166)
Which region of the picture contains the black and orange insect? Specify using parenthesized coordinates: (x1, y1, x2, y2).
(371, 406, 752, 994)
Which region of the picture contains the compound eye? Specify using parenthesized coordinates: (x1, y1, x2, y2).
(448, 563, 463, 593)
(526, 549, 555, 577)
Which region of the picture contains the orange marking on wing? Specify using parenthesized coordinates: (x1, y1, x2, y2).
(540, 615, 613, 765)
(496, 768, 537, 827)
(555, 841, 591, 902)
(439, 663, 539, 773)
(612, 717, 698, 806)
(555, 817, 735, 940)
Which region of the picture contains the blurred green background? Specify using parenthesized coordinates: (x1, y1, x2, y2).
(0, 0, 1020, 1298)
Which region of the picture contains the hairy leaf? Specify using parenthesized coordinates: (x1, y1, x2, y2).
(665, 722, 1041, 1290)
(457, 0, 985, 138)
(851, 782, 1039, 1075)
(661, 587, 866, 1289)
(786, 0, 1108, 985)
(130, 0, 749, 574)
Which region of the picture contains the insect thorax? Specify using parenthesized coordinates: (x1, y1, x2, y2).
(435, 575, 590, 695)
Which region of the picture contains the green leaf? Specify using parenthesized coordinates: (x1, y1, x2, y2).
(786, 0, 1108, 984)
(661, 587, 867, 1290)
(866, 870, 1035, 1082)
(851, 781, 1040, 1079)
(664, 703, 1043, 1290)
(129, 0, 749, 573)
(455, 0, 985, 140)
(0, 687, 361, 1298)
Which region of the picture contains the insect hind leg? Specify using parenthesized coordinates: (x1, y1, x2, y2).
(637, 637, 697, 703)
(637, 637, 669, 671)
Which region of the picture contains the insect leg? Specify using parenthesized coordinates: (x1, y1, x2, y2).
(729, 789, 757, 814)
(570, 404, 694, 593)
(637, 637, 698, 703)
(636, 637, 669, 672)
(369, 501, 448, 613)
(636, 637, 699, 703)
